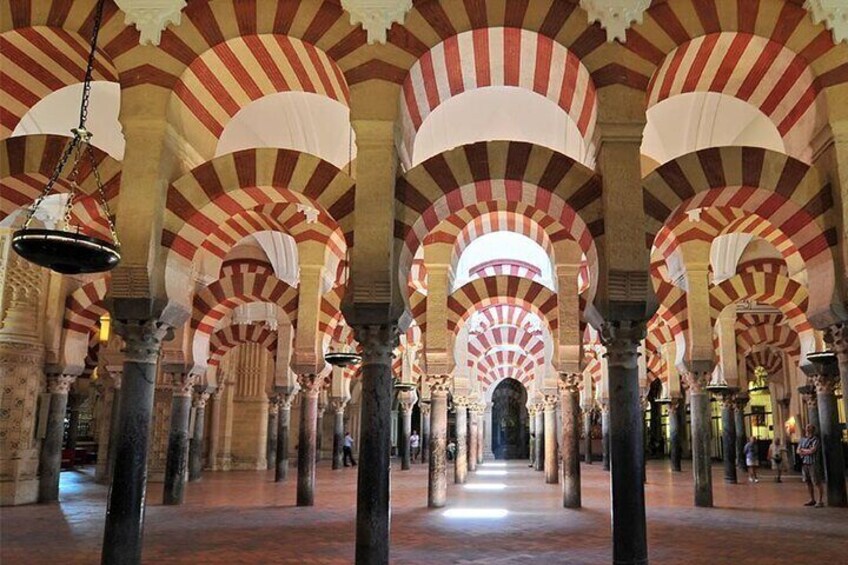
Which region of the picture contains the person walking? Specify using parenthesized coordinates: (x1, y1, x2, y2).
(410, 430, 420, 463)
(798, 424, 824, 507)
(768, 438, 788, 483)
(744, 436, 759, 483)
(343, 431, 357, 467)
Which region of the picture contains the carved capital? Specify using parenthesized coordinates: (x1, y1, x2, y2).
(426, 374, 452, 394)
(328, 397, 349, 414)
(597, 398, 610, 414)
(193, 391, 211, 410)
(114, 0, 187, 46)
(599, 320, 646, 369)
(668, 397, 683, 415)
(453, 395, 471, 409)
(115, 319, 171, 364)
(543, 394, 558, 411)
(170, 372, 198, 397)
(824, 322, 848, 358)
(419, 401, 431, 417)
(558, 372, 582, 394)
(717, 391, 737, 410)
(812, 373, 840, 396)
(397, 389, 418, 413)
(681, 371, 710, 394)
(278, 391, 297, 411)
(353, 323, 399, 366)
(297, 373, 326, 397)
(47, 374, 77, 395)
(341, 0, 413, 44)
(580, 0, 651, 43)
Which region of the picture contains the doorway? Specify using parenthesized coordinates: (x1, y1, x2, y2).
(491, 378, 529, 459)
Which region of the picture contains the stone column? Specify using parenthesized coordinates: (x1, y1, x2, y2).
(799, 386, 824, 480)
(454, 397, 469, 484)
(296, 374, 322, 506)
(419, 402, 431, 464)
(66, 393, 84, 468)
(734, 394, 749, 475)
(95, 372, 122, 484)
(683, 370, 713, 507)
(329, 398, 348, 470)
(427, 375, 450, 507)
(544, 395, 558, 484)
(528, 404, 537, 466)
(189, 391, 210, 482)
(582, 405, 593, 465)
(812, 372, 848, 507)
(668, 398, 683, 472)
(825, 324, 848, 423)
(534, 403, 545, 472)
(398, 389, 417, 471)
(560, 374, 581, 507)
(38, 375, 77, 503)
(208, 383, 225, 471)
(316, 392, 327, 463)
(477, 407, 485, 464)
(602, 321, 648, 565)
(717, 392, 737, 484)
(275, 392, 295, 482)
(101, 319, 171, 565)
(468, 405, 479, 473)
(599, 399, 610, 471)
(266, 397, 278, 471)
(483, 403, 494, 460)
(352, 324, 398, 564)
(163, 373, 198, 505)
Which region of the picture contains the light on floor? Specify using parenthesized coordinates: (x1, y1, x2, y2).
(476, 470, 507, 476)
(483, 462, 507, 467)
(443, 508, 509, 519)
(464, 483, 507, 491)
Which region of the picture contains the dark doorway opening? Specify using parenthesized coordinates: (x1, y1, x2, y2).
(491, 378, 529, 459)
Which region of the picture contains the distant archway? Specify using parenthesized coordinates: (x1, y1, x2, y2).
(491, 378, 529, 460)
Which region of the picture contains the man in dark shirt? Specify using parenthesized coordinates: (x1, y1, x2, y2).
(797, 424, 824, 507)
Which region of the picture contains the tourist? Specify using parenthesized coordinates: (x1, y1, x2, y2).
(447, 439, 456, 461)
(343, 431, 357, 467)
(767, 438, 788, 482)
(410, 430, 421, 463)
(798, 424, 824, 507)
(744, 436, 759, 483)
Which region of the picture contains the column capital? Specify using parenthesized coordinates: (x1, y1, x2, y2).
(599, 320, 646, 369)
(597, 398, 610, 414)
(352, 323, 400, 366)
(542, 394, 558, 411)
(668, 397, 683, 414)
(170, 373, 198, 397)
(824, 322, 848, 356)
(193, 391, 211, 409)
(527, 403, 538, 416)
(812, 373, 840, 395)
(47, 374, 77, 395)
(328, 397, 349, 414)
(558, 372, 582, 394)
(397, 389, 418, 413)
(453, 395, 471, 409)
(716, 390, 737, 410)
(297, 373, 327, 397)
(278, 391, 297, 410)
(426, 374, 452, 394)
(733, 393, 750, 410)
(681, 371, 710, 394)
(114, 319, 172, 364)
(419, 401, 431, 416)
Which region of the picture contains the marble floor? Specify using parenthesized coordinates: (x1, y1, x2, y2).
(1, 459, 846, 564)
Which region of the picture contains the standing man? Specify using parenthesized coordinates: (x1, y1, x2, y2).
(410, 430, 421, 463)
(798, 424, 824, 507)
(343, 431, 357, 467)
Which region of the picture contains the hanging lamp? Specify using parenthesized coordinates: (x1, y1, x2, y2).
(12, 0, 120, 275)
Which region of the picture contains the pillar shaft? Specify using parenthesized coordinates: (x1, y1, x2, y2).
(528, 409, 536, 465)
(162, 374, 196, 506)
(582, 407, 593, 464)
(188, 394, 209, 482)
(297, 375, 321, 506)
(668, 399, 683, 472)
(468, 408, 478, 473)
(275, 395, 293, 482)
(331, 400, 346, 470)
(544, 397, 558, 484)
(266, 402, 278, 471)
(600, 401, 610, 471)
(398, 390, 416, 472)
(454, 401, 468, 484)
(38, 376, 75, 503)
(734, 397, 748, 474)
(603, 321, 648, 565)
(719, 395, 737, 484)
(428, 377, 449, 508)
(685, 373, 713, 508)
(353, 324, 397, 565)
(534, 407, 544, 471)
(813, 375, 848, 507)
(825, 324, 848, 426)
(102, 319, 170, 565)
(561, 376, 581, 508)
(420, 403, 431, 464)
(477, 411, 484, 464)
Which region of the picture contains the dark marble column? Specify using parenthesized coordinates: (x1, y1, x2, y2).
(266, 397, 278, 471)
(352, 324, 398, 564)
(544, 395, 558, 484)
(799, 387, 825, 482)
(104, 373, 123, 484)
(528, 405, 537, 466)
(582, 405, 593, 465)
(163, 373, 197, 505)
(601, 321, 648, 565)
(668, 398, 683, 472)
(420, 402, 431, 464)
(560, 374, 581, 508)
(189, 391, 210, 482)
(454, 398, 469, 484)
(468, 405, 479, 473)
(813, 372, 848, 507)
(477, 408, 484, 464)
(316, 394, 327, 464)
(427, 375, 450, 508)
(330, 398, 347, 470)
(398, 389, 416, 471)
(38, 374, 76, 503)
(599, 399, 610, 471)
(66, 393, 84, 469)
(683, 370, 713, 507)
(276, 392, 295, 482)
(101, 319, 170, 565)
(825, 324, 848, 424)
(718, 392, 737, 484)
(734, 395, 748, 475)
(297, 374, 323, 506)
(534, 404, 545, 472)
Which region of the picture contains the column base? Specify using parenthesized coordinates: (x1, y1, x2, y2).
(0, 449, 39, 506)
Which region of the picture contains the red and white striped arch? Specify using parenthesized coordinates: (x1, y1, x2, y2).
(466, 325, 547, 369)
(646, 32, 825, 162)
(399, 140, 602, 307)
(736, 258, 788, 278)
(478, 349, 536, 375)
(583, 355, 602, 384)
(0, 26, 119, 138)
(736, 313, 800, 360)
(169, 34, 350, 160)
(644, 146, 836, 321)
(653, 279, 689, 338)
(448, 275, 558, 335)
(207, 324, 279, 368)
(479, 365, 533, 390)
(746, 347, 783, 377)
(469, 304, 549, 336)
(63, 277, 108, 336)
(399, 27, 598, 168)
(709, 272, 811, 334)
